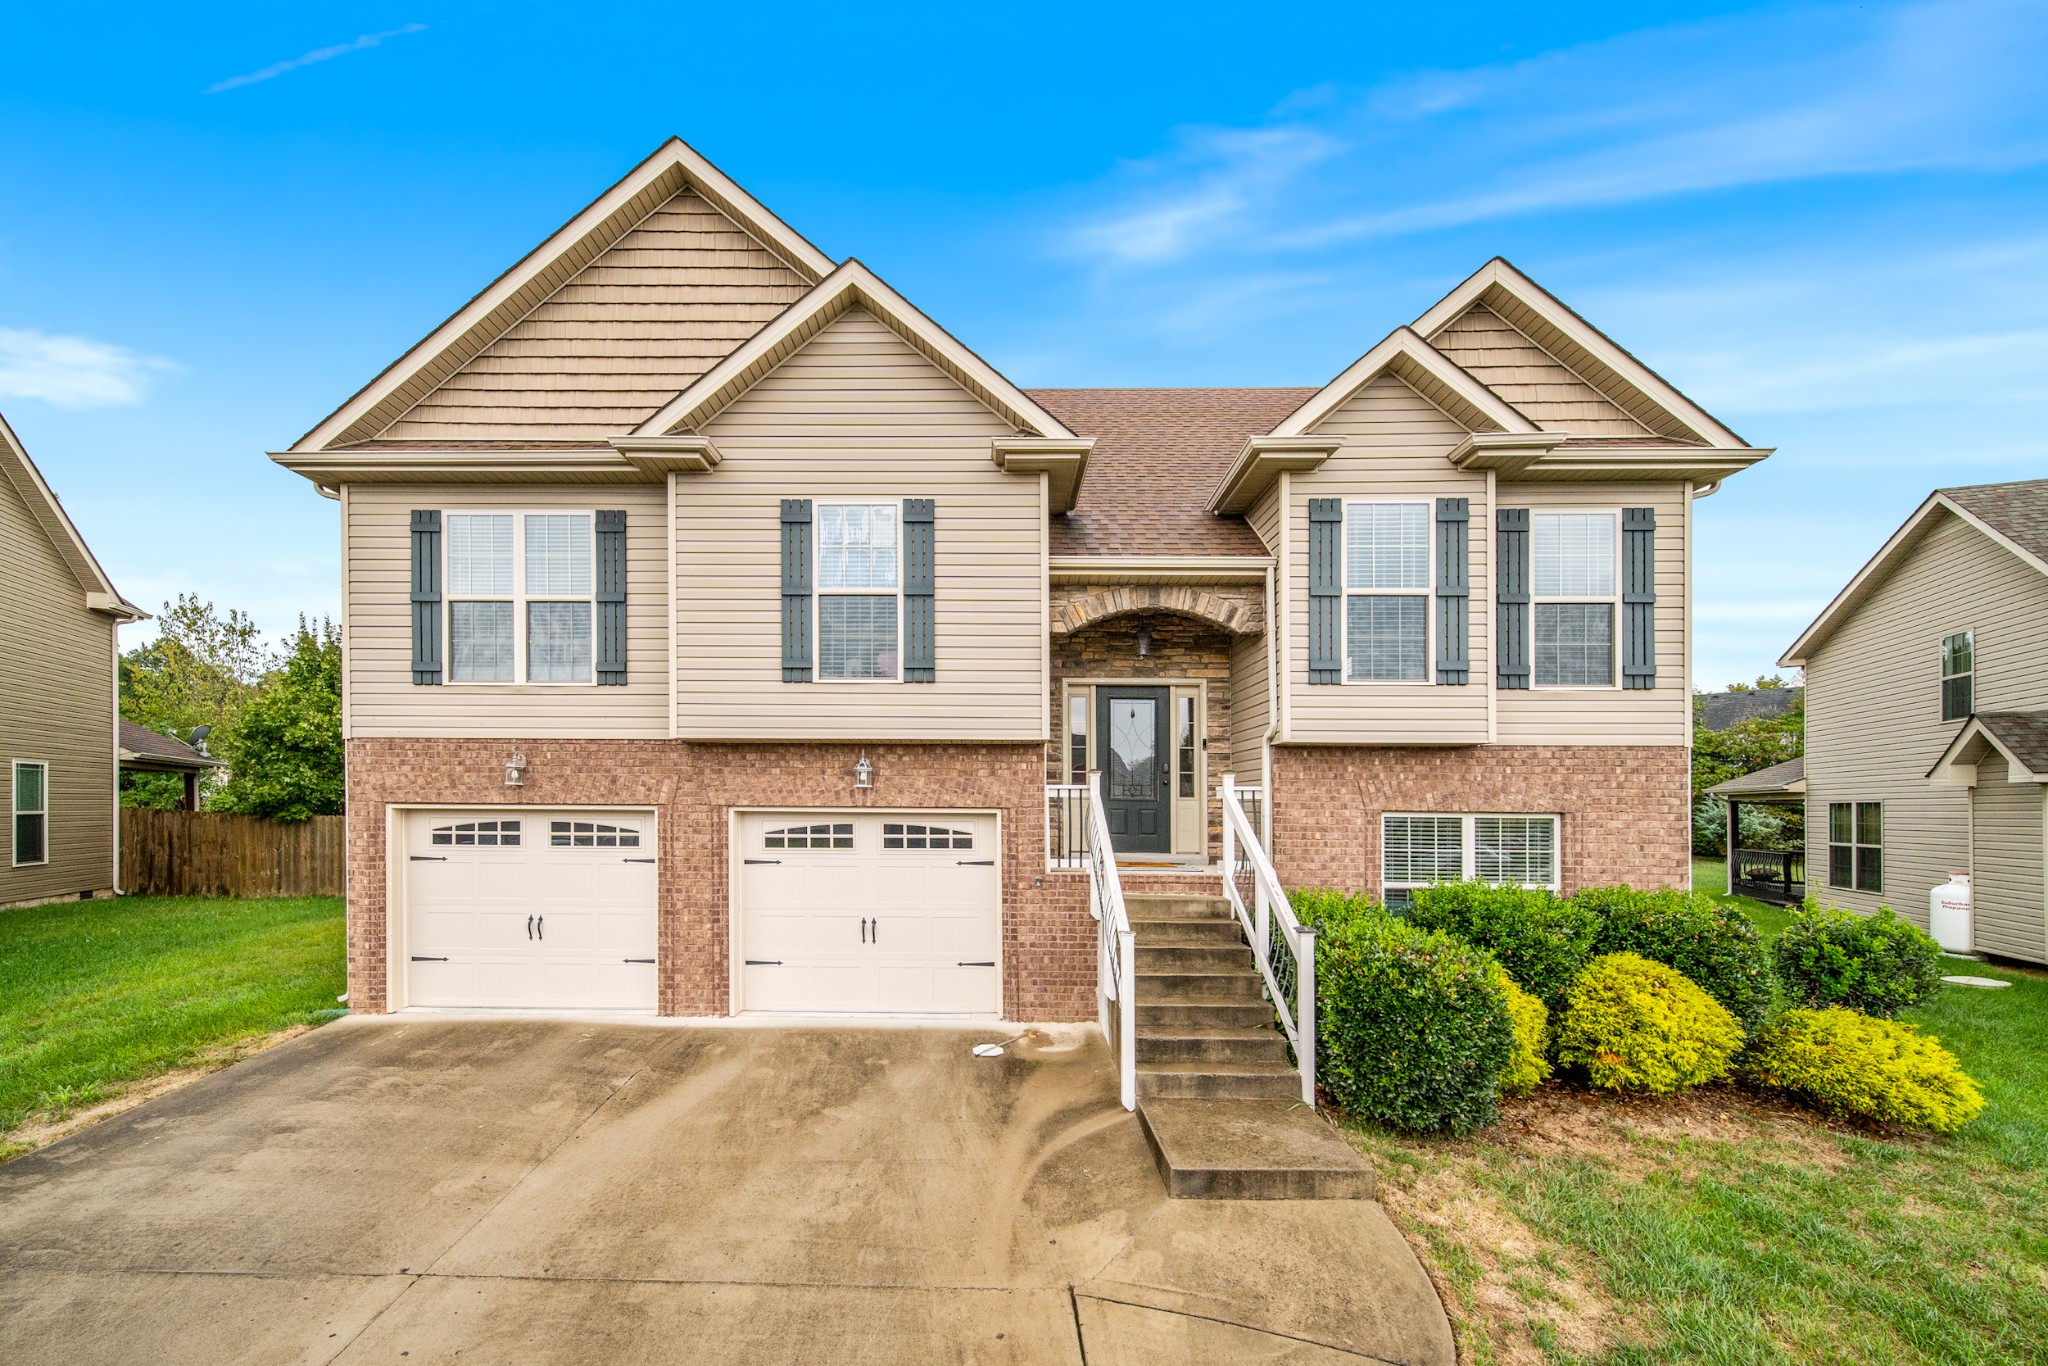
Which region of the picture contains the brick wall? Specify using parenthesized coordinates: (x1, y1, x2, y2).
(1268, 744, 1691, 897)
(345, 739, 1093, 1021)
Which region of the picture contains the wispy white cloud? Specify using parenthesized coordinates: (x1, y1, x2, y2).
(0, 328, 175, 408)
(206, 23, 428, 94)
(1062, 0, 2048, 267)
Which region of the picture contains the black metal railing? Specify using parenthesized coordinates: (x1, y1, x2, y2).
(1731, 847, 1805, 906)
(1046, 784, 1090, 869)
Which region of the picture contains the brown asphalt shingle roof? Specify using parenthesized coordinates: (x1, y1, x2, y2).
(1943, 478, 2048, 564)
(1705, 756, 1805, 798)
(1027, 388, 1317, 557)
(118, 720, 222, 770)
(1976, 712, 2048, 776)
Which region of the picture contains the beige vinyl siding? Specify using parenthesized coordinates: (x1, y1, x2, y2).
(0, 468, 114, 904)
(1494, 482, 1688, 746)
(342, 484, 670, 738)
(1969, 753, 2046, 961)
(1230, 631, 1270, 785)
(382, 191, 811, 442)
(1285, 375, 1490, 744)
(1805, 510, 2048, 939)
(1429, 305, 1650, 437)
(677, 308, 1043, 740)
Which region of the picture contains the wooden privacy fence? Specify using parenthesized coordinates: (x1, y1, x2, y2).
(121, 809, 345, 898)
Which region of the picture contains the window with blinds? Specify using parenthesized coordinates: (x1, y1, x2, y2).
(1344, 502, 1431, 682)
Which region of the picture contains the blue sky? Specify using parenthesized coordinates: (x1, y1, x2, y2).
(5, 0, 2046, 688)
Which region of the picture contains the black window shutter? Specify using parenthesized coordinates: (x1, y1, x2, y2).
(1622, 506, 1656, 690)
(1435, 497, 1470, 685)
(1308, 498, 1343, 684)
(410, 510, 442, 686)
(780, 499, 813, 683)
(595, 510, 627, 685)
(903, 498, 935, 683)
(1496, 508, 1530, 690)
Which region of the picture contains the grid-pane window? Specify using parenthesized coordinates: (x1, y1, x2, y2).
(1826, 801, 1883, 892)
(12, 761, 47, 867)
(1177, 696, 1197, 797)
(1344, 502, 1430, 682)
(445, 511, 594, 683)
(763, 822, 854, 850)
(1531, 512, 1617, 686)
(1941, 631, 1973, 721)
(1383, 813, 1558, 907)
(817, 503, 901, 680)
(819, 595, 899, 680)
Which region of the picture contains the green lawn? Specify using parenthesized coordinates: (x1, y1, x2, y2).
(0, 895, 346, 1141)
(1346, 864, 2048, 1365)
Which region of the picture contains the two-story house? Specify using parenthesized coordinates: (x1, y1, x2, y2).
(1781, 479, 2048, 965)
(275, 138, 1771, 1019)
(2, 413, 145, 908)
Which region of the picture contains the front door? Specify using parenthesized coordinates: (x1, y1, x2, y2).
(1097, 686, 1172, 853)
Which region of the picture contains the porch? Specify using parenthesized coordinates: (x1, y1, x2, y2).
(1707, 757, 1807, 906)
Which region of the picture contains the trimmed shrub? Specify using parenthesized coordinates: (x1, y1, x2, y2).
(1314, 910, 1514, 1134)
(1578, 885, 1777, 1037)
(1743, 1007, 1985, 1132)
(1774, 905, 1943, 1018)
(1407, 882, 1601, 1009)
(1288, 887, 1382, 933)
(1494, 968, 1551, 1096)
(1556, 952, 1743, 1093)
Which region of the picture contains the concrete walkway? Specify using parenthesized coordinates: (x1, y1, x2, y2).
(0, 1019, 1453, 1365)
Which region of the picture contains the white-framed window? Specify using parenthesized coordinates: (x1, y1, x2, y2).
(444, 511, 595, 684)
(816, 502, 902, 682)
(1343, 501, 1432, 682)
(1381, 812, 1559, 907)
(12, 761, 48, 867)
(1941, 631, 1973, 722)
(1531, 511, 1618, 688)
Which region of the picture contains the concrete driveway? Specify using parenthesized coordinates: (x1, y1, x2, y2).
(0, 1019, 1452, 1365)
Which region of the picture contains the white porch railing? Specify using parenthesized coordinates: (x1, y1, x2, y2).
(1231, 782, 1266, 847)
(1046, 783, 1090, 870)
(1079, 772, 1138, 1110)
(1219, 773, 1316, 1107)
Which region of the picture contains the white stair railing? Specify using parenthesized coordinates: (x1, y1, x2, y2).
(1082, 770, 1138, 1110)
(1219, 773, 1316, 1107)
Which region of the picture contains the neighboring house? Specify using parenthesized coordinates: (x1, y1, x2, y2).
(118, 720, 225, 810)
(273, 138, 1771, 1018)
(1782, 478, 2048, 965)
(0, 413, 146, 909)
(1697, 686, 1802, 731)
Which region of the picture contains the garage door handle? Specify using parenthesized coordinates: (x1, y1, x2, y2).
(745, 959, 783, 966)
(624, 958, 655, 964)
(410, 855, 447, 862)
(957, 859, 994, 866)
(527, 915, 534, 941)
(623, 857, 656, 864)
(744, 858, 781, 865)
(957, 961, 995, 967)
(410, 956, 449, 962)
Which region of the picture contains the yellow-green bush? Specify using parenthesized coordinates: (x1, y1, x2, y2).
(1494, 967, 1551, 1095)
(1742, 1007, 1985, 1132)
(1556, 953, 1743, 1093)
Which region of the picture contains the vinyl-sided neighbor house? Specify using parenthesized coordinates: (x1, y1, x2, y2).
(1781, 478, 2048, 964)
(272, 138, 1772, 1022)
(0, 413, 146, 909)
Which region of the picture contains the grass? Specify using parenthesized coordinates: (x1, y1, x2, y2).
(0, 894, 346, 1141)
(1344, 865, 2048, 1365)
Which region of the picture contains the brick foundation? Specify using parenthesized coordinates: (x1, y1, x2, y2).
(1268, 744, 1691, 898)
(345, 739, 1093, 1021)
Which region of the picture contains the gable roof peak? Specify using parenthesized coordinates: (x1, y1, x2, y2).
(0, 412, 144, 620)
(1266, 324, 1541, 440)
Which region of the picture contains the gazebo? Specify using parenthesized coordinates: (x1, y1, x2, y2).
(1706, 757, 1806, 905)
(118, 721, 224, 810)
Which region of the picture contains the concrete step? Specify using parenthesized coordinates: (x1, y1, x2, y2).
(1136, 943, 1255, 974)
(1138, 970, 1266, 1001)
(1123, 895, 1235, 921)
(1136, 1025, 1292, 1065)
(1138, 1099, 1376, 1200)
(1138, 999, 1277, 1029)
(1129, 917, 1245, 946)
(1136, 1060, 1302, 1101)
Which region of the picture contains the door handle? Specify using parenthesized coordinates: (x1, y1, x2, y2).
(623, 958, 655, 964)
(860, 917, 866, 943)
(957, 961, 995, 967)
(872, 918, 878, 944)
(956, 859, 994, 866)
(527, 915, 533, 940)
(536, 916, 543, 940)
(409, 855, 447, 862)
(410, 956, 449, 962)
(623, 857, 656, 864)
(744, 959, 783, 966)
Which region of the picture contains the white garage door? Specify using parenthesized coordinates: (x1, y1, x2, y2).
(402, 809, 658, 1010)
(738, 811, 1000, 1015)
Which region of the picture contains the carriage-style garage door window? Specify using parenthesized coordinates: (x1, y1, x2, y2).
(445, 513, 594, 683)
(817, 503, 901, 681)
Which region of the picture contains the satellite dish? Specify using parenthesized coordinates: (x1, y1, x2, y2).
(187, 724, 212, 754)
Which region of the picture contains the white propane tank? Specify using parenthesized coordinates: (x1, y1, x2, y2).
(1929, 874, 1973, 955)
